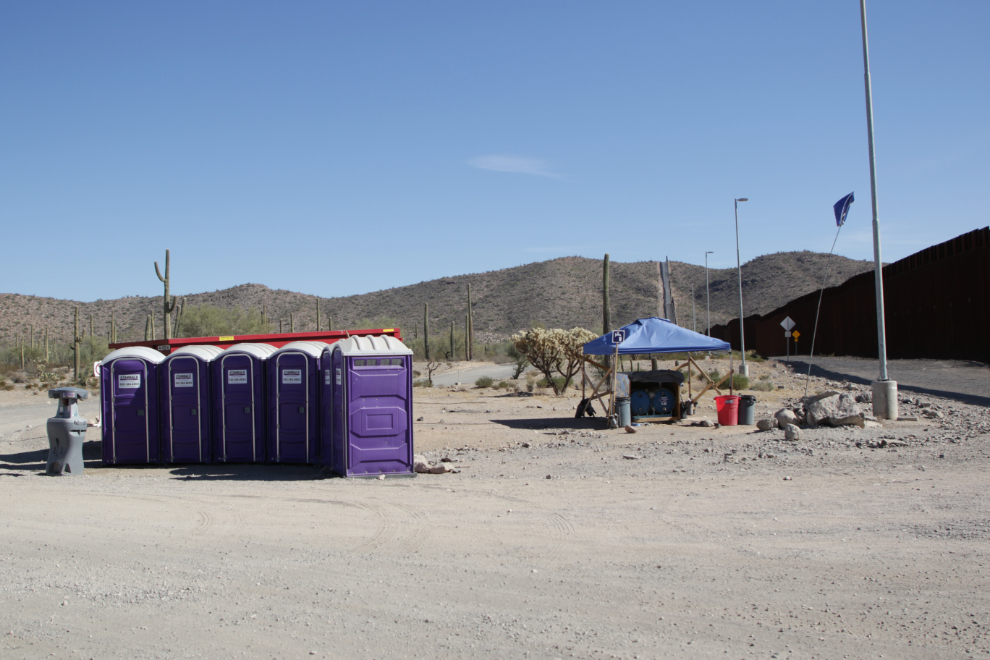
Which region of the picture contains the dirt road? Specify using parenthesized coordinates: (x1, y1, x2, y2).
(1, 358, 988, 659)
(779, 356, 989, 406)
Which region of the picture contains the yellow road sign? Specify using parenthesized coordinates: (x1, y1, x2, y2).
(792, 330, 801, 341)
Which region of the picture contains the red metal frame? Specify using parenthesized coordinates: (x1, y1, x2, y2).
(109, 328, 403, 355)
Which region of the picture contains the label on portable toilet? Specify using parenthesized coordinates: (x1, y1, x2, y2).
(324, 369, 331, 385)
(174, 373, 194, 388)
(336, 368, 341, 385)
(282, 369, 302, 384)
(118, 374, 141, 389)
(227, 369, 248, 384)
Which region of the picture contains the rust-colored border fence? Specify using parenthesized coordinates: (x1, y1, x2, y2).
(711, 227, 989, 363)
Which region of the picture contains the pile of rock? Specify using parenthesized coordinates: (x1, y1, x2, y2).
(755, 391, 882, 441)
(413, 454, 459, 474)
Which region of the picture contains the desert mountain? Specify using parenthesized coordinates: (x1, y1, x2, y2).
(0, 252, 875, 347)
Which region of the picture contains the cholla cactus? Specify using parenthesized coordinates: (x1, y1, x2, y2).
(511, 327, 596, 395)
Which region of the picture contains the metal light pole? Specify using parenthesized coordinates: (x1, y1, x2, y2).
(705, 251, 714, 336)
(734, 198, 749, 376)
(860, 0, 896, 419)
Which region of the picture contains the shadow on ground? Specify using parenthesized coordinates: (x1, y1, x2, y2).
(0, 440, 323, 480)
(490, 417, 605, 431)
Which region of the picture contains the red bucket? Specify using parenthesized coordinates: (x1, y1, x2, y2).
(715, 395, 740, 426)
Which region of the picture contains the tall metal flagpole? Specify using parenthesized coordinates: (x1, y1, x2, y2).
(860, 0, 897, 419)
(734, 198, 748, 376)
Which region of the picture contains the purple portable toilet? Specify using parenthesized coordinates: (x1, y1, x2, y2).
(213, 343, 275, 464)
(160, 345, 222, 464)
(100, 346, 165, 465)
(321, 335, 414, 477)
(267, 341, 328, 464)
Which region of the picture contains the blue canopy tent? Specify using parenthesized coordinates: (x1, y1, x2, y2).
(580, 318, 735, 425)
(583, 317, 730, 355)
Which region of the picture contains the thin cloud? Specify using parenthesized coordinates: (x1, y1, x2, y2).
(468, 155, 561, 179)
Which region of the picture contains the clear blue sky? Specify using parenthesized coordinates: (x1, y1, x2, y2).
(2, 1, 987, 301)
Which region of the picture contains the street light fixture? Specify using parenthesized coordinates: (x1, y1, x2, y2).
(734, 198, 749, 376)
(705, 251, 714, 336)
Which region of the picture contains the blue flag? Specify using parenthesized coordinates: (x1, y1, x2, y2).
(833, 192, 854, 227)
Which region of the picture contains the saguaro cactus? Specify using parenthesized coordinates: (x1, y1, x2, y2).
(74, 307, 81, 383)
(424, 303, 430, 361)
(290, 313, 294, 333)
(450, 321, 455, 361)
(316, 298, 321, 331)
(602, 253, 611, 334)
(172, 297, 185, 338)
(154, 249, 177, 340)
(603, 253, 611, 369)
(45, 327, 49, 362)
(467, 284, 474, 361)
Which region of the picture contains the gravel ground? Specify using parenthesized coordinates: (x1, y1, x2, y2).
(1, 357, 988, 659)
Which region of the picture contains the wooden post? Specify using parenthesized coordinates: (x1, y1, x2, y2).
(581, 359, 587, 399)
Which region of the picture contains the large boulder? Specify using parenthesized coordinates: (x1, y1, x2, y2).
(413, 454, 432, 473)
(803, 391, 862, 427)
(775, 408, 798, 428)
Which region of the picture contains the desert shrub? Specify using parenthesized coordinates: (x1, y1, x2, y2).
(412, 379, 433, 388)
(474, 376, 494, 388)
(179, 304, 270, 338)
(538, 376, 567, 392)
(707, 369, 721, 382)
(497, 380, 515, 389)
(731, 374, 749, 390)
(412, 369, 422, 377)
(511, 327, 596, 395)
(750, 381, 774, 392)
(746, 350, 766, 363)
(758, 373, 771, 381)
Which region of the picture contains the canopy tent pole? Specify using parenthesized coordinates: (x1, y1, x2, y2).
(688, 353, 692, 401)
(608, 345, 619, 426)
(730, 351, 734, 396)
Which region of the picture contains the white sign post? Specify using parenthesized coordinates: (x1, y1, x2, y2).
(780, 317, 796, 362)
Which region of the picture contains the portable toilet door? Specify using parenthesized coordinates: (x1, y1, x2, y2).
(320, 345, 344, 474)
(267, 341, 327, 464)
(330, 335, 414, 477)
(213, 343, 276, 463)
(100, 346, 165, 465)
(160, 345, 222, 464)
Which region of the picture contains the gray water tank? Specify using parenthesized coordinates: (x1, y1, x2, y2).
(46, 387, 90, 476)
